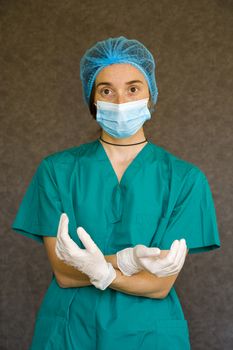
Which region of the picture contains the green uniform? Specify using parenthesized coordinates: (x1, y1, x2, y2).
(11, 138, 221, 349)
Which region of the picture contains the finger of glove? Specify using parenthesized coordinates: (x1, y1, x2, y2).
(57, 213, 62, 234)
(136, 251, 161, 271)
(148, 240, 181, 273)
(157, 240, 180, 269)
(57, 213, 68, 238)
(135, 245, 161, 258)
(58, 215, 86, 256)
(56, 213, 71, 246)
(158, 252, 187, 276)
(173, 239, 187, 268)
(159, 241, 187, 275)
(58, 213, 71, 243)
(166, 239, 186, 269)
(56, 215, 64, 254)
(77, 227, 99, 254)
(173, 241, 187, 272)
(138, 257, 159, 271)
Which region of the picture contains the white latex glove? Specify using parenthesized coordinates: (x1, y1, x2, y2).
(55, 213, 116, 290)
(117, 239, 187, 277)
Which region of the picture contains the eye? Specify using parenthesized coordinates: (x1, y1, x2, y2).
(129, 86, 139, 93)
(100, 88, 112, 96)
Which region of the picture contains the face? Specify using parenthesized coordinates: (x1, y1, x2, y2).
(93, 63, 150, 105)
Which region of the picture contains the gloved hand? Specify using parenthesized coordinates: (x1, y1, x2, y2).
(116, 239, 187, 277)
(116, 244, 161, 276)
(55, 213, 116, 290)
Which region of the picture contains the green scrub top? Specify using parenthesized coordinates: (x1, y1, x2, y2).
(11, 138, 221, 350)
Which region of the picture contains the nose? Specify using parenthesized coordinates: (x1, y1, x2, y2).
(115, 93, 128, 104)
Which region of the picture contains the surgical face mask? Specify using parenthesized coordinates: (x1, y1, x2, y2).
(94, 98, 151, 139)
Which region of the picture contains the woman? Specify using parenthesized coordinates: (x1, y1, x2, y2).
(12, 36, 221, 349)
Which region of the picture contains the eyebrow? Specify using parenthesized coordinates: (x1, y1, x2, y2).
(96, 80, 144, 88)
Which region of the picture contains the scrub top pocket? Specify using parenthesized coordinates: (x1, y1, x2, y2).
(97, 319, 190, 350)
(97, 327, 154, 350)
(155, 319, 191, 350)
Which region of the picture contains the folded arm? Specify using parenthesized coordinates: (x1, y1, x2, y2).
(43, 237, 188, 298)
(106, 250, 189, 298)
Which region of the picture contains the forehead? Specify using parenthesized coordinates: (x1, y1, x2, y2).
(95, 63, 147, 84)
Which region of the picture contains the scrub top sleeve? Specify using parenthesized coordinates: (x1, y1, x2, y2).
(158, 170, 221, 254)
(11, 157, 63, 244)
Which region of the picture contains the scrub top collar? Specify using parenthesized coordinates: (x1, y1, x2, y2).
(93, 138, 154, 188)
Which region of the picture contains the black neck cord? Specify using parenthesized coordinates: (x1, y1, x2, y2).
(99, 136, 148, 146)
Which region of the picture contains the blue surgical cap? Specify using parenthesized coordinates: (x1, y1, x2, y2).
(80, 36, 158, 108)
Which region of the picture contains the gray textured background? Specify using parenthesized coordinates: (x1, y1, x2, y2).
(1, 0, 233, 349)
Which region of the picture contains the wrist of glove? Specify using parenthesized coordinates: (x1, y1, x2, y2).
(116, 239, 187, 277)
(116, 247, 143, 276)
(89, 262, 116, 290)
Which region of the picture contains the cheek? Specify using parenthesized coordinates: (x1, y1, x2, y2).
(140, 85, 150, 97)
